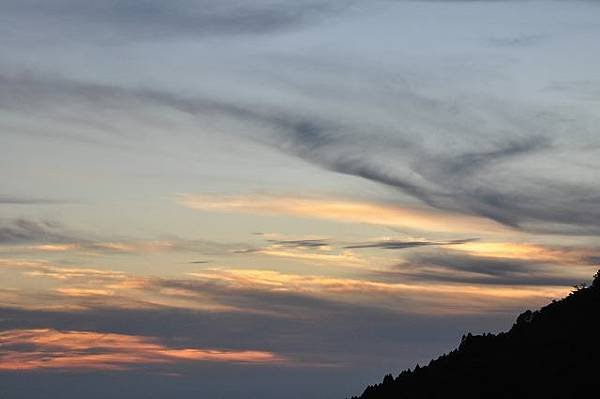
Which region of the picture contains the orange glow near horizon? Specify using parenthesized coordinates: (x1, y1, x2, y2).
(0, 329, 286, 371)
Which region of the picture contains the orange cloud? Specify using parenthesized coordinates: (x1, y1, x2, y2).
(90, 241, 179, 253)
(0, 240, 182, 256)
(0, 329, 285, 371)
(252, 247, 365, 267)
(0, 258, 126, 280)
(54, 287, 115, 297)
(178, 194, 506, 233)
(454, 241, 596, 265)
(188, 268, 569, 315)
(27, 244, 80, 252)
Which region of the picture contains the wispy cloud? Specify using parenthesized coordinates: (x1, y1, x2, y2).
(0, 219, 160, 256)
(1, 0, 351, 43)
(178, 194, 504, 234)
(0, 217, 242, 257)
(0, 328, 285, 371)
(0, 196, 67, 205)
(379, 245, 597, 287)
(0, 219, 72, 245)
(2, 0, 600, 396)
(345, 238, 477, 250)
(241, 247, 365, 267)
(182, 268, 568, 315)
(0, 256, 572, 317)
(452, 241, 599, 265)
(267, 238, 331, 248)
(3, 69, 599, 235)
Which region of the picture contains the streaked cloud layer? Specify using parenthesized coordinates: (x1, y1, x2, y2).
(0, 329, 284, 371)
(1, 0, 600, 398)
(179, 194, 505, 233)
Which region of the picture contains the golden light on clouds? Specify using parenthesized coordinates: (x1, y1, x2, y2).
(0, 329, 286, 371)
(0, 255, 574, 316)
(454, 241, 594, 265)
(178, 194, 506, 234)
(253, 247, 365, 267)
(188, 268, 569, 314)
(54, 287, 115, 297)
(28, 244, 80, 252)
(17, 240, 180, 254)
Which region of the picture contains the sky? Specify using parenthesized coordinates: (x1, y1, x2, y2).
(1, 0, 600, 398)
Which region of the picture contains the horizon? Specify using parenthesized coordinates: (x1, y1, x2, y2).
(1, 1, 600, 398)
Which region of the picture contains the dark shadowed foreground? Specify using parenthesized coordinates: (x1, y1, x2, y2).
(352, 270, 600, 399)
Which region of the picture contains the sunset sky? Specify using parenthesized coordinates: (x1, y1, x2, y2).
(1, 1, 600, 398)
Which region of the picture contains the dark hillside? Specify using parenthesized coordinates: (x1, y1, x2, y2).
(352, 271, 600, 399)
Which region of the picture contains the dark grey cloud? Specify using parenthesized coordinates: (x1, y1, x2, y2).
(0, 196, 67, 205)
(0, 219, 71, 245)
(0, 214, 243, 257)
(157, 278, 351, 318)
(378, 249, 591, 287)
(586, 256, 600, 265)
(345, 238, 477, 250)
(257, 117, 433, 204)
(437, 137, 551, 177)
(236, 236, 476, 255)
(0, 0, 350, 43)
(267, 238, 330, 248)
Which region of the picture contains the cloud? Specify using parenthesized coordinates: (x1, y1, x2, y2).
(22, 265, 126, 282)
(3, 68, 600, 235)
(0, 302, 514, 375)
(256, 248, 364, 266)
(450, 241, 598, 265)
(179, 268, 569, 316)
(0, 260, 577, 373)
(0, 196, 66, 205)
(236, 236, 488, 268)
(1, 255, 572, 318)
(179, 194, 504, 234)
(345, 238, 477, 250)
(0, 70, 600, 234)
(436, 137, 551, 177)
(0, 216, 243, 257)
(0, 270, 563, 372)
(0, 328, 284, 372)
(0, 219, 71, 245)
(0, 0, 350, 43)
(182, 90, 596, 235)
(380, 247, 597, 287)
(240, 237, 369, 266)
(267, 238, 331, 248)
